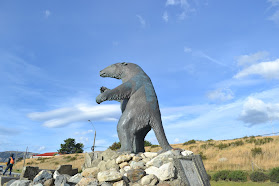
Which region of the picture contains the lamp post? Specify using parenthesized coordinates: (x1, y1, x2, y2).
(88, 120, 96, 152)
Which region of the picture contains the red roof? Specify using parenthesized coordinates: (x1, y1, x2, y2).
(34, 152, 59, 156)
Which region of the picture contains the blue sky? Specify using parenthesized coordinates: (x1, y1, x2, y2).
(1, 0, 279, 153)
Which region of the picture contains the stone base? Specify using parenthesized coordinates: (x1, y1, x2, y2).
(174, 155, 210, 186)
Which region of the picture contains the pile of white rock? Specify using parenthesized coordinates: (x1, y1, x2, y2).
(81, 148, 193, 186)
(5, 149, 193, 186)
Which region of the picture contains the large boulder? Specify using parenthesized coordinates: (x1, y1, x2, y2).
(68, 173, 82, 184)
(9, 180, 31, 186)
(81, 167, 99, 178)
(116, 155, 132, 164)
(56, 165, 78, 176)
(145, 162, 176, 181)
(54, 175, 69, 186)
(126, 169, 146, 183)
(141, 174, 158, 185)
(76, 178, 98, 186)
(20, 166, 40, 180)
(33, 170, 52, 185)
(97, 169, 122, 182)
(98, 159, 119, 172)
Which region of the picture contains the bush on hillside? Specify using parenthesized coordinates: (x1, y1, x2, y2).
(269, 167, 279, 183)
(216, 143, 230, 150)
(251, 147, 263, 157)
(58, 138, 84, 154)
(212, 170, 230, 181)
(144, 140, 153, 146)
(183, 139, 196, 145)
(199, 152, 207, 160)
(109, 142, 121, 150)
(228, 170, 247, 182)
(231, 140, 244, 146)
(250, 171, 269, 182)
(109, 140, 153, 150)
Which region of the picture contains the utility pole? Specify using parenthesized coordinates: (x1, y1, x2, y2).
(21, 146, 28, 180)
(88, 120, 96, 152)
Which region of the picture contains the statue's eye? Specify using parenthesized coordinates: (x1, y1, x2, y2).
(121, 62, 128, 66)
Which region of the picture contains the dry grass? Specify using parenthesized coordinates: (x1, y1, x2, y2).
(1, 135, 279, 173)
(5, 153, 85, 172)
(145, 135, 279, 171)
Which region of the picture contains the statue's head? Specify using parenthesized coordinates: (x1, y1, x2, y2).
(100, 62, 138, 79)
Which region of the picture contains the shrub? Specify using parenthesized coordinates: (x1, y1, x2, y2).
(67, 157, 77, 162)
(231, 140, 244, 147)
(151, 145, 159, 148)
(183, 139, 196, 145)
(228, 170, 247, 182)
(216, 143, 230, 150)
(269, 167, 279, 183)
(255, 138, 274, 145)
(200, 144, 207, 149)
(250, 171, 269, 182)
(199, 152, 207, 160)
(212, 170, 230, 181)
(207, 174, 211, 180)
(251, 147, 262, 157)
(109, 142, 121, 150)
(144, 140, 153, 146)
(54, 162, 59, 165)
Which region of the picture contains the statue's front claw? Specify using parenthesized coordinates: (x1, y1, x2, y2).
(100, 86, 109, 93)
(96, 94, 104, 104)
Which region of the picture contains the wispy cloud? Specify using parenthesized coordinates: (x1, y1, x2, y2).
(269, 10, 279, 23)
(45, 10, 51, 18)
(28, 104, 121, 128)
(236, 51, 269, 67)
(38, 146, 46, 152)
(165, 0, 196, 20)
(162, 11, 169, 22)
(207, 88, 234, 102)
(239, 97, 279, 125)
(184, 47, 230, 68)
(267, 0, 279, 23)
(234, 59, 279, 79)
(136, 15, 146, 27)
(268, 0, 279, 7)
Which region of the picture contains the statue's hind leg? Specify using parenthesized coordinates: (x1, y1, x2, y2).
(117, 113, 134, 152)
(133, 126, 151, 153)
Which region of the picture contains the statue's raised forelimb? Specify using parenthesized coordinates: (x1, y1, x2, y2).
(96, 82, 132, 104)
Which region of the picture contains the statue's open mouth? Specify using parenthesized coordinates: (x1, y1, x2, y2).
(100, 72, 106, 77)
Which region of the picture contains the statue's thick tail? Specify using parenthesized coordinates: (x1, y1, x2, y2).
(150, 117, 172, 151)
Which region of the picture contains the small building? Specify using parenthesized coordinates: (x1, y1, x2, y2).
(32, 152, 60, 158)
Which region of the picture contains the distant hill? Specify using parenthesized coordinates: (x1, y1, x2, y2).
(0, 151, 37, 163)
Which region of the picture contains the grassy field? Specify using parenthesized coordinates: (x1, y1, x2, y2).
(146, 135, 279, 171)
(1, 135, 279, 185)
(1, 153, 85, 172)
(210, 181, 279, 186)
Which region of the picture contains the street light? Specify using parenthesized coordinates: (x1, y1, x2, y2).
(88, 120, 97, 152)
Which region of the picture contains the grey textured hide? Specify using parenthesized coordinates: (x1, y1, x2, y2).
(96, 62, 172, 153)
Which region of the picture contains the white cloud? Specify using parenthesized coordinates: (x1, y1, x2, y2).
(268, 0, 279, 7)
(163, 11, 169, 22)
(234, 59, 279, 79)
(239, 97, 279, 125)
(136, 15, 146, 27)
(184, 47, 192, 53)
(236, 51, 269, 67)
(79, 137, 89, 142)
(28, 104, 121, 128)
(75, 129, 94, 135)
(207, 88, 234, 102)
(269, 9, 279, 23)
(166, 0, 196, 20)
(38, 146, 46, 152)
(174, 138, 180, 143)
(45, 10, 51, 18)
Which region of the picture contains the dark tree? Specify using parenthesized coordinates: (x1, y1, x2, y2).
(58, 138, 84, 154)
